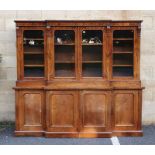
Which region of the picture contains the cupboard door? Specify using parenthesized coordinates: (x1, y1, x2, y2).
(46, 91, 78, 133)
(80, 91, 111, 133)
(112, 27, 137, 79)
(23, 29, 45, 79)
(113, 90, 139, 130)
(17, 90, 44, 131)
(52, 27, 78, 79)
(79, 27, 105, 79)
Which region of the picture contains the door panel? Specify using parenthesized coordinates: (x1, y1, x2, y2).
(83, 94, 106, 127)
(113, 90, 138, 130)
(18, 90, 44, 131)
(46, 91, 78, 132)
(80, 91, 111, 133)
(24, 93, 42, 125)
(50, 94, 74, 127)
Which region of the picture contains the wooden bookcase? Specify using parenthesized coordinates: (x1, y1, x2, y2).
(14, 20, 144, 137)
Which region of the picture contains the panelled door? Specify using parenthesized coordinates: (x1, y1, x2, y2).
(46, 90, 111, 137)
(16, 90, 45, 131)
(112, 90, 139, 131)
(46, 91, 79, 136)
(79, 91, 111, 137)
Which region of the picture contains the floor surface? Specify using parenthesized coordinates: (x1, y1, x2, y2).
(0, 125, 155, 145)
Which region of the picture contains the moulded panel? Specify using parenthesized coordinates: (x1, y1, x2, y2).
(46, 91, 78, 133)
(24, 93, 42, 125)
(83, 94, 106, 127)
(80, 91, 111, 133)
(50, 94, 74, 127)
(17, 90, 44, 131)
(113, 91, 138, 130)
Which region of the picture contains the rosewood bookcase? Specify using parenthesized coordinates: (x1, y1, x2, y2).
(14, 20, 144, 137)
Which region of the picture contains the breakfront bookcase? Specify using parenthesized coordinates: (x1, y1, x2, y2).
(14, 20, 144, 137)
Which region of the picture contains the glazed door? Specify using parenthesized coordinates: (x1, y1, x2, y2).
(113, 90, 139, 131)
(79, 27, 105, 79)
(16, 90, 45, 131)
(46, 91, 79, 136)
(79, 91, 111, 137)
(49, 27, 78, 80)
(111, 27, 139, 80)
(21, 28, 46, 80)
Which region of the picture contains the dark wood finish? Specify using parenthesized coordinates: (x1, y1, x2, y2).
(14, 20, 143, 137)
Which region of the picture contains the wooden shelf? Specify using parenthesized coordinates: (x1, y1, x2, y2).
(24, 64, 44, 67)
(113, 64, 133, 67)
(83, 61, 102, 63)
(55, 43, 75, 46)
(24, 52, 44, 55)
(113, 52, 133, 54)
(82, 43, 103, 46)
(24, 45, 44, 47)
(113, 76, 133, 78)
(24, 38, 44, 41)
(113, 38, 133, 41)
(55, 61, 75, 64)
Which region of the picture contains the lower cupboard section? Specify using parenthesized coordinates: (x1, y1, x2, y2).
(15, 89, 143, 137)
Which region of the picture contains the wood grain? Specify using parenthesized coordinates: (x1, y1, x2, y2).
(14, 20, 143, 137)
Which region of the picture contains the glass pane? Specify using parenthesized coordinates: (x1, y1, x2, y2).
(113, 30, 134, 38)
(113, 30, 134, 77)
(23, 30, 44, 77)
(54, 30, 75, 77)
(82, 30, 103, 77)
(113, 67, 133, 77)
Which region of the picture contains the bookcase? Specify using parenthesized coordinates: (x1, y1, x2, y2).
(14, 20, 144, 137)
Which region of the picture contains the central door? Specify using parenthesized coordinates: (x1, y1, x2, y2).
(46, 90, 111, 137)
(79, 91, 111, 137)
